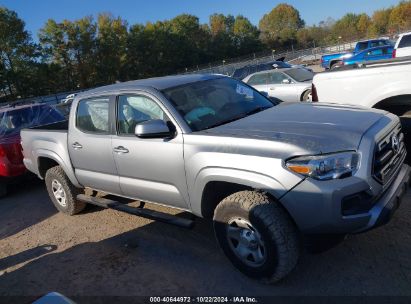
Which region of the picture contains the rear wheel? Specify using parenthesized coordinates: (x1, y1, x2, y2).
(213, 191, 300, 283)
(330, 61, 342, 70)
(45, 166, 85, 215)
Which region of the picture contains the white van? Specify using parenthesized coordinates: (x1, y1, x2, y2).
(394, 32, 411, 58)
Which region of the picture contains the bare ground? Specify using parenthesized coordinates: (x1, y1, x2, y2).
(0, 179, 411, 299)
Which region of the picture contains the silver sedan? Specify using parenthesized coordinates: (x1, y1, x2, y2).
(242, 68, 313, 102)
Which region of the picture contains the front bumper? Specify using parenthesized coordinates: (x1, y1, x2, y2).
(279, 164, 410, 234)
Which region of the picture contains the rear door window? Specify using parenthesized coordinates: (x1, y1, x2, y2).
(76, 98, 110, 134)
(399, 34, 411, 48)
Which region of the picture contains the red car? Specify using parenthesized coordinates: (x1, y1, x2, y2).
(0, 103, 65, 196)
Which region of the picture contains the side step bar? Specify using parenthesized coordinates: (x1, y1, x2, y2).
(77, 194, 194, 229)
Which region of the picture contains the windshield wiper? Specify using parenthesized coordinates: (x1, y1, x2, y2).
(205, 106, 272, 130)
(244, 105, 272, 116)
(205, 114, 249, 129)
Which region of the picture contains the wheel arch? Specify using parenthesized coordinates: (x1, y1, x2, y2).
(300, 88, 312, 101)
(329, 59, 342, 69)
(36, 150, 82, 188)
(372, 94, 411, 116)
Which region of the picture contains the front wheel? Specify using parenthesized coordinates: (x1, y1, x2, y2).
(213, 191, 300, 283)
(45, 166, 85, 215)
(301, 89, 312, 102)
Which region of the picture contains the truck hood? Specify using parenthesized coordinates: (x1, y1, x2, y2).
(203, 102, 386, 155)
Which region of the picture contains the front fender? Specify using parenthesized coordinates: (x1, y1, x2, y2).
(190, 166, 300, 216)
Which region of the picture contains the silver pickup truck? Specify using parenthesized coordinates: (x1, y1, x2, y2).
(21, 74, 410, 283)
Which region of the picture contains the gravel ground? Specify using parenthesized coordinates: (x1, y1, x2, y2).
(0, 178, 411, 300)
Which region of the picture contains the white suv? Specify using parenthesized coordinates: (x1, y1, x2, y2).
(394, 32, 411, 58)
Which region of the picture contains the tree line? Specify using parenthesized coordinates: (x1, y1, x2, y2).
(1, 1, 410, 101)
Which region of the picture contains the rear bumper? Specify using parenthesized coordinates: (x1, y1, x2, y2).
(279, 164, 410, 234)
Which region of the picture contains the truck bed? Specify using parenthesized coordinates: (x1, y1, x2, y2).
(27, 120, 68, 131)
(21, 120, 71, 179)
(313, 56, 411, 108)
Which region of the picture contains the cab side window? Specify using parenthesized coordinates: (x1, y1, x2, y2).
(247, 73, 269, 85)
(269, 72, 288, 84)
(76, 98, 110, 134)
(117, 95, 166, 135)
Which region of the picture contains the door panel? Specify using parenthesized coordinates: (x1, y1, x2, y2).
(112, 94, 188, 209)
(267, 72, 301, 102)
(112, 135, 187, 208)
(68, 96, 121, 194)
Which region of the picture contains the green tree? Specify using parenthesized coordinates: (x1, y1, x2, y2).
(330, 13, 362, 41)
(169, 14, 211, 66)
(95, 14, 128, 85)
(389, 1, 411, 33)
(0, 7, 39, 98)
(369, 8, 392, 36)
(66, 17, 96, 88)
(233, 15, 262, 55)
(259, 3, 305, 48)
(208, 14, 235, 60)
(209, 14, 234, 36)
(357, 13, 371, 37)
(39, 19, 75, 90)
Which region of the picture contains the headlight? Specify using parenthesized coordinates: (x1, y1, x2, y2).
(286, 151, 360, 180)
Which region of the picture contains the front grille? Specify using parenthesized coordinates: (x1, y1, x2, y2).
(373, 124, 406, 185)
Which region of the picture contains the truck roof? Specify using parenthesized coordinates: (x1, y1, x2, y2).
(80, 74, 224, 98)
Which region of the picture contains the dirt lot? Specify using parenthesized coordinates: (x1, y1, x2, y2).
(1, 178, 411, 300)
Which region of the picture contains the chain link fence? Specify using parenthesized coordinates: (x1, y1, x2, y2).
(178, 40, 360, 76)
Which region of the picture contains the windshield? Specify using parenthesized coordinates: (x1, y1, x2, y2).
(162, 77, 274, 131)
(283, 68, 313, 82)
(0, 104, 65, 137)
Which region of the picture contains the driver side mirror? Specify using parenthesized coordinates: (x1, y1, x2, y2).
(282, 78, 292, 84)
(135, 119, 173, 139)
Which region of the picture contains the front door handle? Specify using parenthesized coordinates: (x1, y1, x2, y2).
(269, 87, 275, 90)
(113, 146, 129, 154)
(72, 142, 83, 149)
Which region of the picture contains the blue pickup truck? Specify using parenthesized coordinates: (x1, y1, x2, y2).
(321, 38, 393, 69)
(341, 45, 393, 67)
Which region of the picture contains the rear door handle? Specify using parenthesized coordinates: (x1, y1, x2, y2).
(72, 142, 83, 149)
(113, 146, 129, 154)
(269, 87, 275, 90)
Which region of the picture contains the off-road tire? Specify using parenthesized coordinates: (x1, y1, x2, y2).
(45, 166, 85, 215)
(213, 190, 300, 283)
